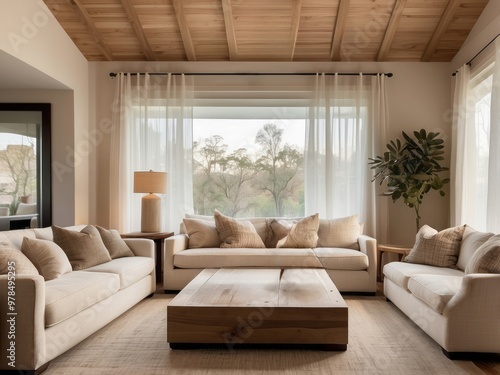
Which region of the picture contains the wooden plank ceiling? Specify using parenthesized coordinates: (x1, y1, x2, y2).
(43, 0, 489, 62)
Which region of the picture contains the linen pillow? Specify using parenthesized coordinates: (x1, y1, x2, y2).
(317, 215, 362, 249)
(265, 219, 294, 248)
(276, 213, 320, 248)
(52, 225, 112, 270)
(0, 241, 39, 275)
(465, 234, 500, 274)
(214, 210, 265, 248)
(456, 226, 494, 271)
(404, 225, 466, 269)
(183, 218, 221, 248)
(96, 226, 135, 259)
(21, 237, 72, 280)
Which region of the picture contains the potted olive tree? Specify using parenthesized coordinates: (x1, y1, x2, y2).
(369, 129, 450, 232)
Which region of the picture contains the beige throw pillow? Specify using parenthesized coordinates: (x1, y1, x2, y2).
(96, 226, 135, 259)
(0, 242, 39, 275)
(465, 234, 500, 274)
(52, 225, 112, 270)
(276, 213, 320, 248)
(21, 237, 72, 280)
(456, 226, 494, 271)
(183, 218, 221, 248)
(214, 210, 265, 248)
(404, 225, 466, 269)
(265, 219, 294, 248)
(317, 215, 362, 249)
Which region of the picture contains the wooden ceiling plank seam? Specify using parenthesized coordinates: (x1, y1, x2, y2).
(172, 0, 197, 61)
(120, 0, 156, 61)
(221, 0, 238, 61)
(68, 0, 115, 60)
(421, 0, 462, 62)
(330, 0, 350, 61)
(290, 0, 302, 61)
(377, 0, 407, 61)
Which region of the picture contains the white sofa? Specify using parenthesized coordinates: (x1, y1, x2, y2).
(0, 225, 156, 372)
(383, 225, 500, 358)
(163, 214, 377, 293)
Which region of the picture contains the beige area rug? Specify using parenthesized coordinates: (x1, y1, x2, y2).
(45, 293, 498, 375)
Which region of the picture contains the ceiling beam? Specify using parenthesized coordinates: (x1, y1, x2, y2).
(290, 0, 302, 61)
(221, 0, 238, 61)
(69, 0, 114, 60)
(421, 0, 461, 62)
(120, 0, 156, 61)
(330, 0, 350, 61)
(377, 0, 407, 61)
(172, 0, 197, 61)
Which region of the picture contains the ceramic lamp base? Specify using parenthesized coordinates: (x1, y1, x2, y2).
(141, 193, 161, 232)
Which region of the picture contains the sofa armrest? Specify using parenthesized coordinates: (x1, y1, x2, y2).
(0, 274, 46, 370)
(123, 238, 155, 259)
(358, 235, 377, 290)
(163, 234, 189, 289)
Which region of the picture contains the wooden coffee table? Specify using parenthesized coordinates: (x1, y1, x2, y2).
(167, 268, 348, 350)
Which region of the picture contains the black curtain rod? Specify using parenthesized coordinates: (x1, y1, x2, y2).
(109, 72, 393, 78)
(452, 33, 499, 76)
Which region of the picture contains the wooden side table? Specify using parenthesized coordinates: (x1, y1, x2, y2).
(121, 231, 174, 282)
(378, 244, 412, 281)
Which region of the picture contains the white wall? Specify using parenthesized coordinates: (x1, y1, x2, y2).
(90, 61, 451, 245)
(0, 0, 91, 226)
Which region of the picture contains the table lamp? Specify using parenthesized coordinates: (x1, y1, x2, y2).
(134, 170, 167, 232)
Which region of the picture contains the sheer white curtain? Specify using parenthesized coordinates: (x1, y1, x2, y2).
(109, 73, 194, 233)
(452, 38, 500, 232)
(305, 73, 389, 240)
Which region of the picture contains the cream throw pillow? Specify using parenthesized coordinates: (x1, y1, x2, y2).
(404, 225, 466, 269)
(21, 237, 72, 280)
(456, 226, 494, 271)
(465, 234, 500, 274)
(276, 213, 319, 248)
(52, 225, 112, 270)
(317, 215, 361, 249)
(96, 226, 135, 259)
(183, 218, 221, 248)
(214, 210, 265, 248)
(0, 242, 39, 275)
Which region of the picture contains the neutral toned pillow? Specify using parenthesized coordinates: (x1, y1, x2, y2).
(214, 210, 265, 248)
(456, 226, 494, 271)
(21, 237, 72, 280)
(276, 213, 320, 248)
(317, 215, 362, 249)
(96, 226, 134, 259)
(465, 234, 500, 274)
(0, 241, 39, 275)
(404, 225, 466, 269)
(52, 225, 112, 270)
(183, 218, 221, 248)
(265, 219, 294, 248)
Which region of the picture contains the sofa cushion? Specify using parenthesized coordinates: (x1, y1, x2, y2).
(314, 248, 368, 270)
(214, 210, 265, 248)
(0, 228, 36, 249)
(45, 271, 120, 327)
(317, 215, 362, 249)
(407, 274, 463, 314)
(0, 242, 39, 275)
(465, 234, 500, 274)
(404, 225, 466, 269)
(85, 256, 154, 289)
(52, 225, 112, 270)
(383, 261, 464, 290)
(276, 214, 319, 248)
(174, 247, 323, 269)
(96, 226, 135, 259)
(21, 237, 72, 280)
(183, 218, 221, 248)
(457, 227, 494, 271)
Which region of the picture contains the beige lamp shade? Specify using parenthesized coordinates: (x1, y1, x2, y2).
(134, 171, 167, 194)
